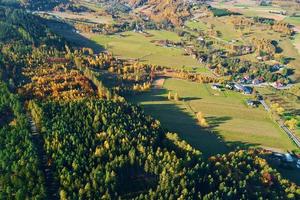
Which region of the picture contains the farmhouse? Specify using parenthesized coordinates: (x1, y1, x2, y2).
(234, 83, 253, 94)
(246, 99, 259, 107)
(252, 77, 264, 85)
(211, 84, 222, 91)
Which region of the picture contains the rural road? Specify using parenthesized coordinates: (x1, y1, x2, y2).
(259, 100, 300, 148)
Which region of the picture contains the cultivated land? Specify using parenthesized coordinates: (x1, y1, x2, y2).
(129, 78, 296, 157)
(210, 0, 297, 20)
(91, 30, 207, 70)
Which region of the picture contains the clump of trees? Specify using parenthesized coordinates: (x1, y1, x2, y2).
(167, 92, 180, 101)
(272, 22, 294, 36)
(196, 111, 209, 127)
(285, 118, 298, 130)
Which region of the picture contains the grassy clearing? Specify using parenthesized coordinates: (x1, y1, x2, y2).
(283, 16, 300, 26)
(91, 30, 207, 70)
(185, 20, 208, 31)
(129, 78, 296, 156)
(211, 1, 287, 20)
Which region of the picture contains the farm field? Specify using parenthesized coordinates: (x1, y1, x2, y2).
(129, 78, 296, 157)
(210, 0, 290, 20)
(91, 30, 207, 71)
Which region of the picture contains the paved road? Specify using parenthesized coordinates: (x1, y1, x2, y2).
(259, 100, 300, 148)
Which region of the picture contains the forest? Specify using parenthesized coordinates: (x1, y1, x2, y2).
(0, 82, 46, 199)
(0, 3, 299, 200)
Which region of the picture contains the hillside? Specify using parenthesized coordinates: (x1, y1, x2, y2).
(1, 3, 300, 199)
(104, 0, 206, 25)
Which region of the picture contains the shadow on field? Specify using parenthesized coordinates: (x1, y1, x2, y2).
(45, 19, 104, 53)
(128, 88, 261, 158)
(44, 19, 264, 158)
(206, 116, 232, 129)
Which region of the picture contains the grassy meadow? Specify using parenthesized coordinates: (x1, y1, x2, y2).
(91, 30, 207, 70)
(128, 78, 296, 157)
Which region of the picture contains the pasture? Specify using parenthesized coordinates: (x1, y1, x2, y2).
(210, 0, 289, 20)
(91, 30, 207, 70)
(129, 78, 296, 157)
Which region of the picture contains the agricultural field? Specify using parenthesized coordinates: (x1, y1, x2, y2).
(91, 30, 207, 70)
(129, 78, 296, 157)
(210, 0, 294, 20)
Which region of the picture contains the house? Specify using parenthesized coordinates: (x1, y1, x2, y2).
(270, 64, 283, 72)
(225, 82, 234, 90)
(211, 84, 222, 91)
(252, 77, 264, 85)
(246, 99, 259, 107)
(234, 83, 244, 91)
(234, 83, 253, 94)
(243, 86, 253, 95)
(257, 56, 263, 61)
(273, 81, 285, 89)
(197, 36, 204, 41)
(240, 76, 252, 84)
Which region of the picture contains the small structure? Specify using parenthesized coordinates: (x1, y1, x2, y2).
(234, 83, 253, 95)
(270, 64, 283, 72)
(243, 86, 253, 95)
(246, 99, 260, 108)
(211, 84, 222, 91)
(225, 82, 234, 90)
(252, 77, 264, 85)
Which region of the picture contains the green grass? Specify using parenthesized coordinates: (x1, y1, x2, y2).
(284, 16, 300, 26)
(185, 20, 207, 31)
(129, 78, 296, 156)
(91, 30, 206, 70)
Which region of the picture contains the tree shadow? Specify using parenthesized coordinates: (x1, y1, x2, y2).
(182, 97, 202, 101)
(128, 88, 261, 158)
(206, 116, 232, 129)
(45, 19, 104, 53)
(0, 107, 14, 127)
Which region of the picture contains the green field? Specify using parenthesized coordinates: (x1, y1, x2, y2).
(128, 78, 296, 157)
(185, 20, 208, 31)
(91, 30, 207, 70)
(284, 16, 300, 26)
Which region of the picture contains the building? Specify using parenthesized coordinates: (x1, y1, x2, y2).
(211, 84, 222, 91)
(246, 99, 259, 107)
(234, 83, 253, 95)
